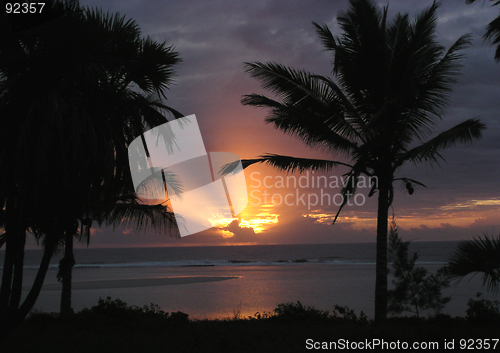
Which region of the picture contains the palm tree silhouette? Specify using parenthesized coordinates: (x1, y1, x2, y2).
(0, 0, 182, 335)
(448, 234, 500, 293)
(241, 0, 485, 322)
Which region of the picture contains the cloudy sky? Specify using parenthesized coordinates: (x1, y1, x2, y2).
(74, 0, 500, 248)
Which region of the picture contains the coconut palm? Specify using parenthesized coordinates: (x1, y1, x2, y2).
(466, 0, 500, 61)
(0, 0, 182, 336)
(240, 0, 485, 322)
(447, 234, 500, 293)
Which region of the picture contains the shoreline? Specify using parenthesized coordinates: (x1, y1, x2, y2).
(21, 264, 497, 321)
(29, 276, 239, 291)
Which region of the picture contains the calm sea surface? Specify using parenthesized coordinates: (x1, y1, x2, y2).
(1, 242, 495, 319)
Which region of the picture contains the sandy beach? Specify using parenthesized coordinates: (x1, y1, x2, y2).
(32, 276, 239, 291)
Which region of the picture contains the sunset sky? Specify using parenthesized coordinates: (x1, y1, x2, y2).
(73, 0, 500, 248)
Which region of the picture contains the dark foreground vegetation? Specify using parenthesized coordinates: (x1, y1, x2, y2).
(2, 297, 500, 353)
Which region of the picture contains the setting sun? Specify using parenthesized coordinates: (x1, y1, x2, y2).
(238, 205, 279, 233)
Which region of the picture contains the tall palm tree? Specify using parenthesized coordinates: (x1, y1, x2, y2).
(466, 0, 500, 61)
(447, 234, 500, 293)
(240, 0, 485, 322)
(0, 0, 182, 337)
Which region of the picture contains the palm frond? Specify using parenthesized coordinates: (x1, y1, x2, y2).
(135, 169, 184, 198)
(89, 201, 180, 238)
(78, 219, 92, 246)
(383, 8, 471, 151)
(224, 154, 352, 175)
(403, 34, 472, 134)
(312, 21, 336, 52)
(485, 15, 500, 60)
(329, 0, 389, 112)
(467, 0, 500, 61)
(398, 118, 485, 166)
(331, 169, 359, 224)
(448, 234, 500, 293)
(242, 62, 359, 155)
(243, 61, 329, 107)
(0, 232, 6, 249)
(243, 93, 358, 155)
(310, 74, 369, 143)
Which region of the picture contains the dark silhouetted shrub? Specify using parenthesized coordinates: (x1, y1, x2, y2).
(466, 293, 500, 325)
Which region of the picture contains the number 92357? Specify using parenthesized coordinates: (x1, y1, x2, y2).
(460, 339, 499, 350)
(6, 3, 45, 14)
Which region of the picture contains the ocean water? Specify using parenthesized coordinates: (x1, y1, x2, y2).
(15, 241, 455, 268)
(1, 242, 496, 319)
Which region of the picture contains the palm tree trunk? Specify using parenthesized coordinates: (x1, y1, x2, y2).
(0, 232, 15, 309)
(0, 199, 17, 309)
(375, 182, 390, 323)
(59, 232, 75, 316)
(0, 236, 57, 342)
(8, 228, 26, 309)
(18, 236, 57, 317)
(0, 202, 26, 311)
